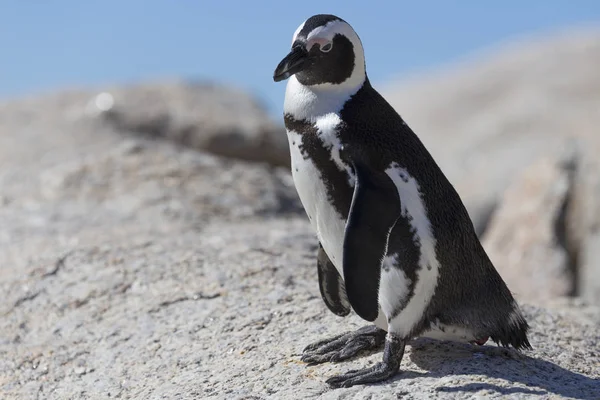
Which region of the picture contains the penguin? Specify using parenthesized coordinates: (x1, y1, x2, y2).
(273, 14, 531, 388)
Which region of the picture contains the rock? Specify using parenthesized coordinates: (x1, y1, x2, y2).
(0, 105, 598, 400)
(482, 143, 579, 305)
(91, 80, 290, 168)
(1, 215, 599, 399)
(383, 28, 600, 233)
(569, 143, 600, 304)
(2, 32, 600, 399)
(36, 138, 301, 221)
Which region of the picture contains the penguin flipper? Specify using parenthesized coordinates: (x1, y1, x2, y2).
(343, 159, 401, 322)
(317, 243, 351, 316)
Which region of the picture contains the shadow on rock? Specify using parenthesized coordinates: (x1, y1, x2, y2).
(404, 338, 599, 399)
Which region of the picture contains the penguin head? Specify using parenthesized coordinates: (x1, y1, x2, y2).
(273, 14, 366, 89)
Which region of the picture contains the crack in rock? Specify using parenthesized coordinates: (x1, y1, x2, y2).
(148, 292, 221, 313)
(42, 251, 73, 278)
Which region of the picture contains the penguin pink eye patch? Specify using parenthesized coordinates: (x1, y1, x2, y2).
(307, 37, 333, 52)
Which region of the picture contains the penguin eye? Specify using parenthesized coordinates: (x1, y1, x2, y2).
(320, 42, 332, 53)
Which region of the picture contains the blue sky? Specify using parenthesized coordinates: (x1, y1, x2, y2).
(1, 1, 599, 118)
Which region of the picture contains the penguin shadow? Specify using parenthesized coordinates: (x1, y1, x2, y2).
(396, 338, 599, 399)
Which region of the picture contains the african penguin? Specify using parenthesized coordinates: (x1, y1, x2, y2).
(273, 14, 531, 388)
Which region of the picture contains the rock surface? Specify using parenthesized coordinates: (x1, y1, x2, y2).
(383, 28, 600, 235)
(569, 143, 600, 305)
(2, 31, 600, 399)
(482, 145, 578, 305)
(95, 80, 290, 168)
(0, 89, 598, 400)
(2, 206, 599, 399)
(25, 30, 599, 240)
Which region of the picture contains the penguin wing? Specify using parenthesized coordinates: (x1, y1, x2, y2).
(343, 159, 401, 322)
(317, 243, 351, 316)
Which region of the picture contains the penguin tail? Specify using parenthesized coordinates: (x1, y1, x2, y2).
(490, 305, 533, 351)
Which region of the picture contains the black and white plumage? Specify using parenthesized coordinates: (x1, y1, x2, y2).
(273, 14, 531, 388)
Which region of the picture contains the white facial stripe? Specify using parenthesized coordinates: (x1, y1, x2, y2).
(307, 36, 331, 51)
(306, 20, 339, 41)
(306, 20, 363, 53)
(291, 21, 305, 45)
(305, 22, 336, 51)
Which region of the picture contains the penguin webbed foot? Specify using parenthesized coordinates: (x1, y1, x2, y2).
(301, 325, 386, 364)
(326, 333, 405, 388)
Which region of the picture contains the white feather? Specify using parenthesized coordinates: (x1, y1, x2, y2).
(421, 319, 479, 343)
(291, 21, 305, 45)
(315, 114, 355, 186)
(385, 163, 441, 337)
(378, 254, 412, 321)
(287, 127, 347, 275)
(289, 127, 390, 329)
(284, 76, 361, 121)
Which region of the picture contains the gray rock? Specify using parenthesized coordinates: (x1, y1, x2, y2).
(1, 214, 599, 399)
(482, 144, 578, 305)
(569, 143, 600, 304)
(0, 111, 597, 400)
(2, 34, 600, 398)
(382, 28, 600, 234)
(91, 80, 290, 167)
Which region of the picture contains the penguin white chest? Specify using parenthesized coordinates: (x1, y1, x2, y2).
(286, 114, 354, 275)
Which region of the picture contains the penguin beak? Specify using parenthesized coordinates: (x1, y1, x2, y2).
(273, 45, 308, 82)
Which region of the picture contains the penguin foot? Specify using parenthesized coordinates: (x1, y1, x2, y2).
(326, 333, 406, 388)
(301, 325, 386, 364)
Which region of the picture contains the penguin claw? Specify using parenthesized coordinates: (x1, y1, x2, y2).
(326, 362, 400, 388)
(326, 331, 406, 388)
(301, 352, 336, 364)
(302, 333, 346, 353)
(301, 325, 386, 364)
